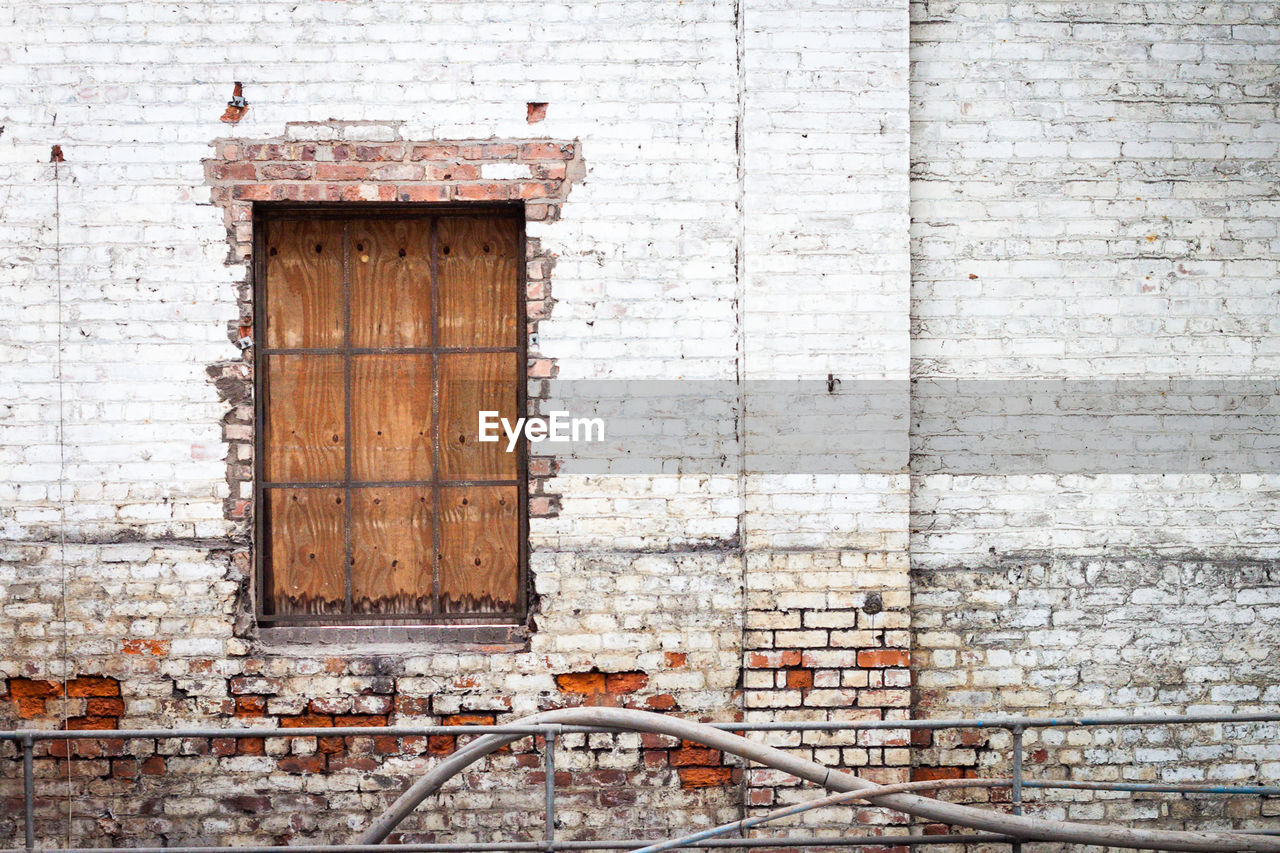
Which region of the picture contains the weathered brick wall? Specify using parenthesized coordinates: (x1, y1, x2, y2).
(0, 0, 911, 847)
(3, 0, 1279, 847)
(909, 0, 1280, 836)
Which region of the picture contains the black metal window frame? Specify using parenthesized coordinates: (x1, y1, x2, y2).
(251, 202, 530, 628)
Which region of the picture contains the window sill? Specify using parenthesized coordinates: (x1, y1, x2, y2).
(252, 623, 529, 652)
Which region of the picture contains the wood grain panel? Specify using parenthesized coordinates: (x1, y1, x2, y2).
(266, 488, 346, 615)
(439, 485, 518, 613)
(438, 352, 519, 481)
(265, 219, 345, 348)
(351, 218, 433, 348)
(437, 216, 519, 348)
(352, 354, 432, 481)
(265, 354, 345, 482)
(351, 487, 433, 614)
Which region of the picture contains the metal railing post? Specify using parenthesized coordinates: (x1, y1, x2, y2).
(1010, 726, 1024, 853)
(22, 732, 35, 852)
(543, 725, 559, 853)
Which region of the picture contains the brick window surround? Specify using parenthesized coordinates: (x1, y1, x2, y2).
(204, 121, 583, 644)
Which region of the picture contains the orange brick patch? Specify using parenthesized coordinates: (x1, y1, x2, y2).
(856, 650, 911, 668)
(678, 766, 734, 788)
(122, 639, 170, 656)
(6, 678, 62, 718)
(554, 672, 606, 695)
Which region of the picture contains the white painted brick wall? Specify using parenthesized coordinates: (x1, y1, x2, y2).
(909, 0, 1280, 835)
(1, 0, 1278, 846)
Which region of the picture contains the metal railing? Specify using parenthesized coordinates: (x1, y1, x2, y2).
(3, 709, 1279, 852)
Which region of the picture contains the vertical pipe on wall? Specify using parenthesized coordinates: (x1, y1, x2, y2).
(1011, 726, 1025, 853)
(22, 733, 35, 851)
(544, 725, 558, 852)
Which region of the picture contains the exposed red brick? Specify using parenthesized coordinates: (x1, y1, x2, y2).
(528, 496, 557, 516)
(455, 182, 509, 201)
(423, 163, 480, 181)
(645, 694, 678, 711)
(86, 697, 124, 716)
(65, 716, 118, 730)
(785, 668, 814, 689)
(527, 102, 548, 123)
(427, 735, 456, 755)
(670, 746, 722, 767)
(857, 650, 911, 668)
(532, 161, 568, 180)
(354, 144, 405, 161)
(678, 766, 733, 789)
(278, 755, 327, 774)
(912, 766, 965, 782)
(333, 714, 388, 727)
(520, 142, 574, 160)
(528, 770, 572, 787)
(555, 672, 606, 695)
(747, 651, 802, 669)
(605, 672, 649, 694)
(374, 736, 403, 755)
(588, 769, 628, 785)
(442, 713, 496, 726)
(464, 143, 519, 160)
(140, 756, 166, 775)
(234, 695, 267, 717)
(601, 788, 637, 807)
(516, 181, 562, 199)
(66, 676, 120, 698)
(409, 144, 461, 161)
(643, 749, 668, 767)
(211, 738, 237, 757)
(220, 83, 248, 124)
(210, 162, 257, 181)
(236, 738, 265, 755)
(318, 736, 346, 755)
(7, 677, 62, 718)
(122, 639, 170, 656)
(279, 714, 333, 728)
(231, 184, 280, 201)
(394, 696, 433, 715)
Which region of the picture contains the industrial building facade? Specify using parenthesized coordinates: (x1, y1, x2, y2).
(1, 0, 1278, 846)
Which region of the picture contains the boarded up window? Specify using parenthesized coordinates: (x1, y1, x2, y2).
(255, 210, 524, 624)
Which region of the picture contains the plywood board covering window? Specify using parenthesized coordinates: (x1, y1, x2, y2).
(255, 209, 525, 624)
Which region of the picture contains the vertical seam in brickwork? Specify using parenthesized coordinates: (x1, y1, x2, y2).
(734, 0, 750, 826)
(52, 150, 72, 848)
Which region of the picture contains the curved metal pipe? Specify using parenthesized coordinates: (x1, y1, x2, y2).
(358, 707, 1280, 852)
